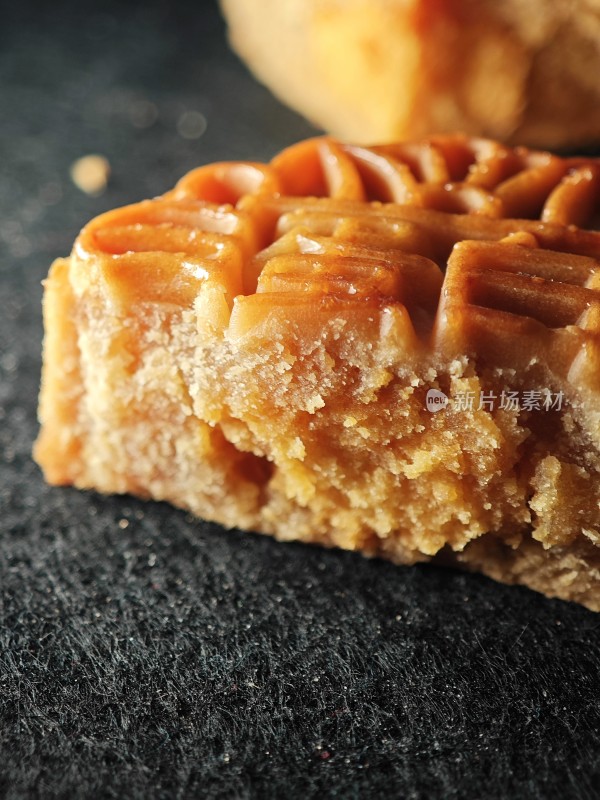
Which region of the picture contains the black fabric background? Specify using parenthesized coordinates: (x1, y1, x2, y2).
(1, 1, 600, 797)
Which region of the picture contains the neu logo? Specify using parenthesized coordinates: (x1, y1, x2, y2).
(425, 389, 449, 413)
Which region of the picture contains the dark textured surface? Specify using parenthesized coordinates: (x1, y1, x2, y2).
(1, 1, 600, 798)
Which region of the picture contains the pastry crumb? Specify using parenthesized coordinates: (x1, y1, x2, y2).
(70, 154, 110, 196)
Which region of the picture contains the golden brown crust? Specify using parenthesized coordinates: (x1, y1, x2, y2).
(35, 135, 600, 610)
(34, 258, 85, 485)
(221, 0, 600, 149)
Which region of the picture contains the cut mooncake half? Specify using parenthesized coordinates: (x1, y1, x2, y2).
(35, 135, 600, 610)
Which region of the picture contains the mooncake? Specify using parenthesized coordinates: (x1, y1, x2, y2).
(221, 0, 600, 150)
(35, 135, 600, 610)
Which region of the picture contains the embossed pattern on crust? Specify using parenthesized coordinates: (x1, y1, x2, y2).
(74, 135, 600, 347)
(76, 135, 600, 383)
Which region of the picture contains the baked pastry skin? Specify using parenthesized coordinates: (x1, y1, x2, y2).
(35, 135, 600, 610)
(221, 0, 600, 150)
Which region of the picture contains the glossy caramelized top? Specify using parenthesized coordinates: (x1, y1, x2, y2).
(73, 135, 600, 385)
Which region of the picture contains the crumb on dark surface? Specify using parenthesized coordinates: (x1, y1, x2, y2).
(1, 1, 600, 798)
(69, 154, 110, 196)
